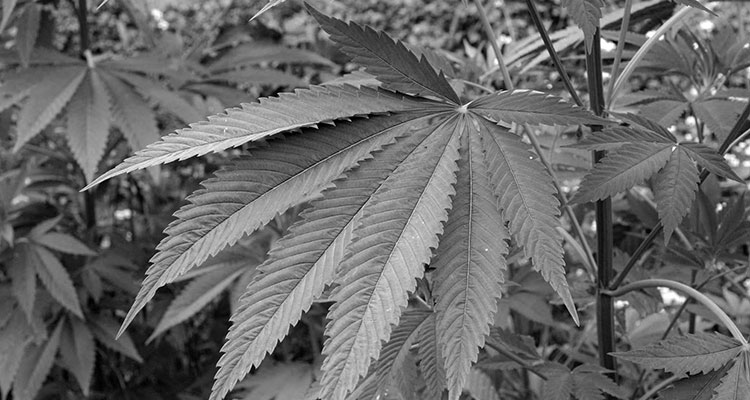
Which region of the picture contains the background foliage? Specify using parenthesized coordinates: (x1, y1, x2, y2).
(0, 0, 749, 400)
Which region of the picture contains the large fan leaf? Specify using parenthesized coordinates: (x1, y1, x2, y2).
(118, 112, 432, 337)
(99, 70, 159, 151)
(148, 259, 248, 341)
(210, 116, 442, 400)
(111, 71, 203, 124)
(13, 65, 87, 152)
(418, 312, 447, 400)
(653, 148, 699, 243)
(66, 69, 112, 182)
(318, 117, 462, 400)
(469, 89, 607, 127)
(432, 128, 509, 400)
(84, 85, 429, 189)
(476, 117, 577, 324)
(306, 4, 459, 104)
(658, 364, 730, 400)
(573, 142, 674, 204)
(562, 0, 604, 51)
(612, 333, 743, 376)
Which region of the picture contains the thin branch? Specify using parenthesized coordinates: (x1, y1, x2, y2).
(484, 340, 548, 381)
(603, 279, 747, 344)
(606, 0, 633, 98)
(524, 0, 584, 107)
(473, 0, 512, 88)
(606, 6, 694, 109)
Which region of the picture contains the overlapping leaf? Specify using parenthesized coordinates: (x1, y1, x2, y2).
(84, 85, 428, 189)
(653, 148, 699, 243)
(306, 4, 460, 103)
(99, 70, 159, 151)
(469, 90, 607, 127)
(12, 319, 63, 400)
(13, 64, 87, 152)
(612, 333, 743, 376)
(210, 116, 442, 400)
(59, 318, 95, 396)
(148, 259, 248, 342)
(476, 117, 577, 324)
(432, 129, 509, 400)
(573, 142, 673, 203)
(66, 69, 112, 182)
(318, 117, 461, 400)
(561, 0, 604, 51)
(417, 313, 446, 400)
(117, 112, 434, 337)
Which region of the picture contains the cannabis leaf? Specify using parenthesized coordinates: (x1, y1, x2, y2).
(306, 3, 460, 103)
(540, 363, 625, 400)
(87, 8, 604, 400)
(573, 122, 740, 242)
(562, 0, 604, 51)
(432, 130, 509, 398)
(614, 333, 750, 400)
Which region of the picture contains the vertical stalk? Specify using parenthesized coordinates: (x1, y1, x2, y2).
(585, 28, 617, 375)
(76, 0, 90, 54)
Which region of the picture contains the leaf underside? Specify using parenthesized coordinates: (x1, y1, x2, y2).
(318, 116, 461, 400)
(432, 128, 509, 399)
(210, 115, 445, 400)
(118, 111, 437, 339)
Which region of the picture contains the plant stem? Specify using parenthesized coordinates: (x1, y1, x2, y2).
(76, 0, 90, 54)
(484, 341, 548, 381)
(585, 24, 617, 376)
(473, 0, 513, 88)
(606, 0, 633, 98)
(524, 0, 584, 107)
(603, 279, 747, 344)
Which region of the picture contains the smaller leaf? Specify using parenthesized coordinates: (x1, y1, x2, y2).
(14, 3, 39, 68)
(12, 319, 63, 400)
(658, 362, 732, 400)
(653, 148, 699, 244)
(674, 0, 716, 16)
(562, 0, 604, 52)
(250, 0, 286, 21)
(0, 0, 17, 32)
(8, 243, 37, 320)
(0, 308, 35, 399)
(59, 318, 95, 396)
(89, 315, 142, 363)
(681, 143, 742, 183)
(463, 369, 499, 400)
(33, 245, 84, 318)
(573, 142, 673, 204)
(148, 260, 247, 341)
(13, 65, 87, 152)
(612, 333, 743, 377)
(33, 232, 96, 256)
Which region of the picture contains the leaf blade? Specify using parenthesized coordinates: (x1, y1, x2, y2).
(653, 148, 699, 243)
(318, 117, 462, 400)
(306, 4, 459, 103)
(84, 85, 429, 190)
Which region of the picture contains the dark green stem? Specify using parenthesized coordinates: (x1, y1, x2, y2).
(76, 0, 89, 54)
(585, 27, 617, 376)
(524, 0, 584, 107)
